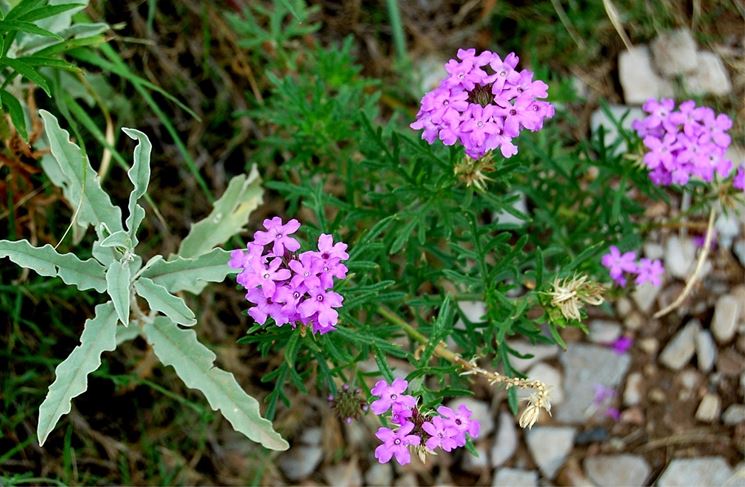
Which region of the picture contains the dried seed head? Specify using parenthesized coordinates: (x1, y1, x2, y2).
(546, 273, 605, 321)
(453, 154, 496, 191)
(328, 384, 367, 423)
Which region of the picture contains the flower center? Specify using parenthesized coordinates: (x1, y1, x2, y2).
(499, 70, 506, 77)
(443, 100, 449, 106)
(304, 271, 310, 277)
(317, 295, 324, 302)
(276, 233, 283, 238)
(394, 438, 401, 445)
(509, 109, 517, 116)
(262, 273, 270, 279)
(455, 419, 462, 425)
(467, 84, 494, 108)
(323, 266, 329, 272)
(293, 292, 300, 299)
(477, 121, 484, 128)
(390, 393, 397, 400)
(457, 72, 465, 79)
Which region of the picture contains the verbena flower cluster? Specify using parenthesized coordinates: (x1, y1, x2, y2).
(229, 217, 348, 334)
(371, 378, 480, 465)
(411, 49, 555, 159)
(633, 98, 736, 186)
(601, 245, 664, 287)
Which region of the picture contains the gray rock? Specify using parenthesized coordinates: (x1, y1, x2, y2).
(300, 427, 322, 445)
(723, 404, 745, 425)
(393, 473, 418, 487)
(734, 241, 745, 268)
(457, 300, 486, 324)
(589, 320, 622, 344)
(463, 443, 490, 474)
(508, 340, 559, 372)
(365, 463, 393, 487)
(585, 454, 651, 487)
(657, 457, 733, 487)
(712, 295, 740, 343)
(716, 213, 739, 250)
(619, 46, 674, 104)
(624, 311, 644, 331)
(695, 330, 717, 373)
(665, 236, 695, 279)
(447, 398, 494, 437)
(526, 426, 576, 479)
(492, 468, 538, 487)
(623, 372, 644, 406)
(644, 242, 665, 260)
(528, 362, 564, 404)
(684, 51, 733, 96)
(616, 297, 633, 317)
(651, 28, 699, 76)
(590, 105, 645, 155)
(695, 393, 721, 422)
(660, 320, 701, 370)
(279, 446, 323, 481)
(491, 411, 518, 468)
(323, 461, 362, 487)
(632, 282, 661, 314)
(557, 343, 631, 422)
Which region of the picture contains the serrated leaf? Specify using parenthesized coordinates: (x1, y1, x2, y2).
(39, 110, 122, 237)
(122, 127, 151, 246)
(37, 302, 117, 446)
(134, 277, 196, 326)
(143, 316, 288, 451)
(106, 260, 130, 325)
(0, 88, 27, 139)
(140, 248, 233, 294)
(178, 166, 262, 258)
(0, 239, 106, 292)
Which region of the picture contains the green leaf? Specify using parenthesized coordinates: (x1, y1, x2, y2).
(178, 167, 262, 258)
(37, 302, 117, 446)
(140, 248, 233, 294)
(0, 19, 61, 38)
(143, 316, 288, 451)
(0, 88, 27, 140)
(116, 324, 141, 345)
(98, 230, 132, 250)
(16, 3, 82, 22)
(134, 277, 196, 326)
(0, 57, 50, 95)
(122, 127, 151, 246)
(106, 260, 130, 325)
(0, 239, 106, 292)
(39, 110, 123, 237)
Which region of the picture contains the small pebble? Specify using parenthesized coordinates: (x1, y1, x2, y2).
(722, 404, 745, 425)
(624, 372, 644, 406)
(660, 320, 700, 370)
(712, 295, 740, 343)
(696, 330, 717, 373)
(695, 393, 721, 423)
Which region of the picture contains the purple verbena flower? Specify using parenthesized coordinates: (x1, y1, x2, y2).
(422, 416, 461, 452)
(734, 166, 745, 191)
(436, 404, 480, 446)
(634, 258, 664, 287)
(370, 378, 417, 416)
(633, 99, 735, 187)
(374, 422, 421, 465)
(411, 49, 554, 160)
(253, 217, 301, 256)
(610, 336, 633, 355)
(601, 246, 638, 286)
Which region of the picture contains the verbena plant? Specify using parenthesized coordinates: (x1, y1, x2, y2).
(0, 110, 288, 451)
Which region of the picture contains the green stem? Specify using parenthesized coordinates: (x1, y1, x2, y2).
(385, 0, 407, 65)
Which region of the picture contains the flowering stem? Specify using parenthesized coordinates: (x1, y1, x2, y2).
(376, 305, 551, 428)
(653, 207, 716, 318)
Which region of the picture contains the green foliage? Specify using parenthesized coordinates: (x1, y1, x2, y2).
(143, 316, 289, 451)
(0, 112, 286, 451)
(0, 0, 107, 139)
(242, 40, 654, 408)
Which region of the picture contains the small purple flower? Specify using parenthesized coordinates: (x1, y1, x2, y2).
(734, 166, 745, 191)
(634, 258, 664, 287)
(422, 416, 461, 452)
(370, 378, 417, 416)
(298, 287, 344, 330)
(253, 217, 301, 256)
(601, 246, 638, 286)
(436, 404, 480, 446)
(374, 421, 421, 465)
(610, 336, 633, 355)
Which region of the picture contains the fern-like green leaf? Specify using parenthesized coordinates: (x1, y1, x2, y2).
(143, 317, 288, 451)
(0, 239, 106, 292)
(37, 302, 117, 446)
